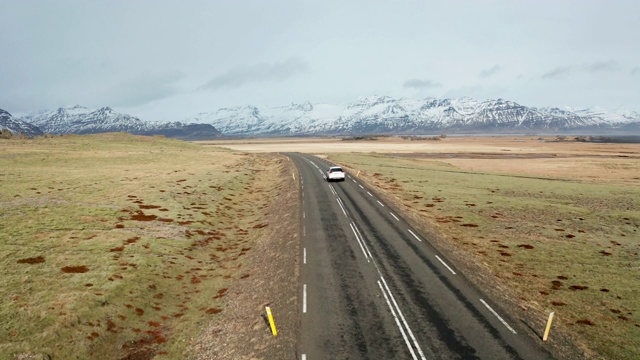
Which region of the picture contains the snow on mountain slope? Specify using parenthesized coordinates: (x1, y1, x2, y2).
(187, 96, 640, 136)
(20, 106, 222, 140)
(0, 109, 44, 137)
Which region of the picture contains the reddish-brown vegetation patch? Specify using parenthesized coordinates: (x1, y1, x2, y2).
(205, 307, 222, 314)
(517, 244, 534, 249)
(576, 319, 596, 326)
(551, 301, 567, 306)
(61, 265, 89, 273)
(130, 210, 158, 221)
(460, 223, 479, 227)
(110, 246, 125, 252)
(551, 280, 563, 289)
(17, 256, 45, 264)
(139, 205, 162, 209)
(569, 285, 589, 291)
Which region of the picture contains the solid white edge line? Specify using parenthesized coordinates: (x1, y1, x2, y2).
(377, 280, 418, 360)
(303, 284, 307, 313)
(435, 255, 456, 275)
(350, 223, 370, 262)
(390, 212, 400, 221)
(377, 200, 385, 207)
(479, 299, 517, 334)
(303, 248, 306, 264)
(407, 229, 422, 242)
(380, 277, 427, 360)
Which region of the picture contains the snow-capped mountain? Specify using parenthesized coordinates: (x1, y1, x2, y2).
(187, 96, 640, 136)
(0, 109, 44, 137)
(20, 106, 222, 140)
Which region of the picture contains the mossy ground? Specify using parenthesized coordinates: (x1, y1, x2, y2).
(1, 134, 285, 359)
(330, 152, 640, 359)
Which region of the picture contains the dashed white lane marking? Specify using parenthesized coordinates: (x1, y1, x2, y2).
(352, 179, 357, 183)
(359, 185, 364, 189)
(303, 248, 307, 264)
(303, 225, 306, 237)
(407, 229, 422, 242)
(479, 299, 517, 334)
(303, 211, 306, 219)
(303, 284, 307, 313)
(301, 355, 306, 360)
(435, 255, 456, 275)
(390, 212, 400, 221)
(377, 200, 385, 207)
(367, 191, 373, 197)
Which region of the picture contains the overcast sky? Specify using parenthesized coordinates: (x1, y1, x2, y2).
(1, 0, 639, 121)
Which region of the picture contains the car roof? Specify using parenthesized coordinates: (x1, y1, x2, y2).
(329, 166, 343, 170)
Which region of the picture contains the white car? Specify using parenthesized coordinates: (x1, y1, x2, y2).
(327, 166, 346, 182)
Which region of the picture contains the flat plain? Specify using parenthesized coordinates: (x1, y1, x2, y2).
(3, 134, 639, 359)
(1, 134, 298, 359)
(205, 135, 640, 359)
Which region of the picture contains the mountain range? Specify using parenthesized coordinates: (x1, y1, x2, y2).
(3, 96, 640, 138)
(188, 96, 640, 136)
(8, 106, 222, 140)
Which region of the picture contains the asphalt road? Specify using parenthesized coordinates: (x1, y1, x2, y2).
(286, 152, 554, 360)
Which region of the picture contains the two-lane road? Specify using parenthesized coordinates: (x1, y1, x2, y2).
(287, 153, 553, 360)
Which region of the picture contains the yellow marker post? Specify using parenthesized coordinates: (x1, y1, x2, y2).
(265, 306, 278, 336)
(357, 170, 361, 177)
(543, 311, 555, 341)
(292, 172, 296, 181)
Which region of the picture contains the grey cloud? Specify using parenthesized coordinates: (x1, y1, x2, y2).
(541, 66, 572, 79)
(103, 72, 185, 107)
(479, 65, 503, 78)
(583, 60, 617, 73)
(403, 79, 443, 89)
(631, 66, 640, 76)
(200, 58, 308, 91)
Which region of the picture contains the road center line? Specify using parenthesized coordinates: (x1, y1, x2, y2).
(336, 197, 347, 217)
(479, 299, 517, 334)
(359, 185, 364, 189)
(380, 277, 427, 360)
(367, 191, 373, 197)
(407, 229, 422, 242)
(350, 223, 370, 262)
(303, 247, 306, 264)
(303, 284, 307, 313)
(377, 280, 417, 360)
(435, 255, 456, 275)
(390, 212, 400, 221)
(377, 200, 385, 207)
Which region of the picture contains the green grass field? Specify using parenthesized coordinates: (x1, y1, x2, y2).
(330, 153, 640, 359)
(1, 134, 284, 359)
